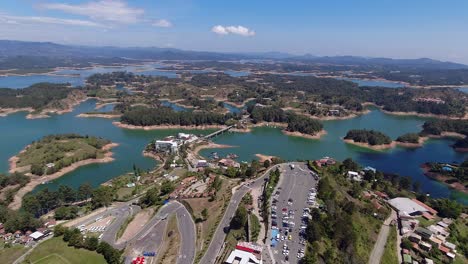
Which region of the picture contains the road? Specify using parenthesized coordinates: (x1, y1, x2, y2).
(368, 209, 397, 264)
(176, 206, 197, 264)
(200, 164, 282, 264)
(71, 200, 196, 264)
(268, 163, 317, 264)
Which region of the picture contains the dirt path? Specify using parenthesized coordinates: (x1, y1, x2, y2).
(117, 208, 154, 243)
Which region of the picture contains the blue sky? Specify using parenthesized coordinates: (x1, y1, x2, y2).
(1, 0, 468, 63)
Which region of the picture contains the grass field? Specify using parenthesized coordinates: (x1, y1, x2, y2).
(0, 244, 28, 264)
(381, 226, 398, 264)
(23, 237, 106, 264)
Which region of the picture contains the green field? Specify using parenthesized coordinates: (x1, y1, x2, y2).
(22, 237, 106, 264)
(0, 244, 28, 264)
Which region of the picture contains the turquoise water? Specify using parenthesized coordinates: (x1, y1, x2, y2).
(0, 99, 214, 192)
(200, 110, 468, 203)
(0, 100, 466, 203)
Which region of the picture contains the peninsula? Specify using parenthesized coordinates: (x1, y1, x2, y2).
(8, 134, 117, 210)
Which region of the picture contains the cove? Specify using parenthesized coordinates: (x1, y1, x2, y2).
(0, 100, 467, 203)
(200, 110, 468, 204)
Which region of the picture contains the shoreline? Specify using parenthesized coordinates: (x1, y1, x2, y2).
(113, 121, 226, 131)
(343, 139, 396, 151)
(282, 129, 327, 139)
(421, 164, 467, 194)
(255, 154, 278, 163)
(77, 113, 121, 119)
(8, 142, 119, 210)
(382, 110, 468, 120)
(192, 142, 237, 156)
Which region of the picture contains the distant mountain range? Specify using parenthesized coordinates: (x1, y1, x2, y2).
(0, 40, 467, 70)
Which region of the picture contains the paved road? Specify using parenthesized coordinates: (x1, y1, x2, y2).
(200, 164, 281, 264)
(176, 206, 197, 264)
(268, 163, 317, 264)
(368, 209, 397, 264)
(72, 200, 196, 264)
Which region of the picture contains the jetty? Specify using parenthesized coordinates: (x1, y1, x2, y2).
(204, 125, 234, 139)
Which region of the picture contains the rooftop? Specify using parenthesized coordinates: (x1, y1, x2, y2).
(388, 197, 429, 215)
(225, 249, 261, 264)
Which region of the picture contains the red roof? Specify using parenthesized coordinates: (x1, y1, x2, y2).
(375, 191, 388, 199)
(439, 245, 450, 253)
(412, 199, 438, 215)
(422, 212, 435, 220)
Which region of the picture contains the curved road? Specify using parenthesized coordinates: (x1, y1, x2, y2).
(200, 164, 284, 264)
(71, 200, 196, 264)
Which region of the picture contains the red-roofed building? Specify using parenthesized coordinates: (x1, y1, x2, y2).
(422, 212, 435, 220)
(375, 191, 389, 200)
(412, 199, 438, 215)
(438, 245, 450, 254)
(372, 199, 383, 210)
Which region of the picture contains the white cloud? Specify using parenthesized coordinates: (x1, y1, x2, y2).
(152, 19, 172, 28)
(40, 0, 144, 24)
(0, 14, 105, 27)
(211, 25, 255, 37)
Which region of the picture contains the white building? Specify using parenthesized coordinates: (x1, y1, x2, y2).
(155, 140, 178, 154)
(388, 197, 429, 216)
(225, 249, 262, 264)
(347, 171, 361, 181)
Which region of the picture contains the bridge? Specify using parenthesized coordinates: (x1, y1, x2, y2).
(203, 125, 234, 139)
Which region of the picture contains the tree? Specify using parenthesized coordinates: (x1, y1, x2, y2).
(342, 158, 359, 171)
(160, 180, 175, 196)
(401, 238, 412, 249)
(58, 185, 76, 204)
(231, 206, 248, 229)
(263, 159, 271, 168)
(91, 186, 114, 209)
(399, 176, 412, 190)
(54, 225, 67, 237)
(84, 236, 99, 251)
(78, 183, 93, 200)
(201, 208, 208, 220)
(139, 187, 161, 208)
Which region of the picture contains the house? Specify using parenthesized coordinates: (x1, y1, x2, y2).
(14, 230, 22, 238)
(424, 258, 434, 264)
(4, 233, 12, 240)
(363, 166, 377, 173)
(218, 158, 240, 168)
(347, 171, 361, 181)
(422, 212, 434, 220)
(362, 191, 372, 199)
(196, 160, 209, 168)
(438, 245, 450, 254)
(403, 254, 412, 263)
(419, 241, 432, 251)
(415, 227, 433, 239)
(429, 236, 442, 247)
(443, 241, 456, 251)
(375, 191, 389, 200)
(409, 233, 421, 243)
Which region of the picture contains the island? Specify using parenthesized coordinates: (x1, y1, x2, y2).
(395, 133, 427, 147)
(8, 134, 118, 210)
(421, 160, 468, 193)
(0, 83, 87, 118)
(343, 129, 394, 150)
(421, 119, 468, 151)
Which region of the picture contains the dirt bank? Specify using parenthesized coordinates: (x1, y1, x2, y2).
(343, 139, 396, 151)
(282, 129, 327, 139)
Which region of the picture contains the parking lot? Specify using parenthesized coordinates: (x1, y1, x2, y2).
(268, 163, 319, 263)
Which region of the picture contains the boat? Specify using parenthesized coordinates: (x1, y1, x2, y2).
(226, 153, 239, 159)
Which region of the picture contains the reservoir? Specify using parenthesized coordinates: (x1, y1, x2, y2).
(0, 67, 467, 204)
(0, 100, 466, 204)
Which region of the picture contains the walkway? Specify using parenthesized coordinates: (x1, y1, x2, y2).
(368, 209, 397, 264)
